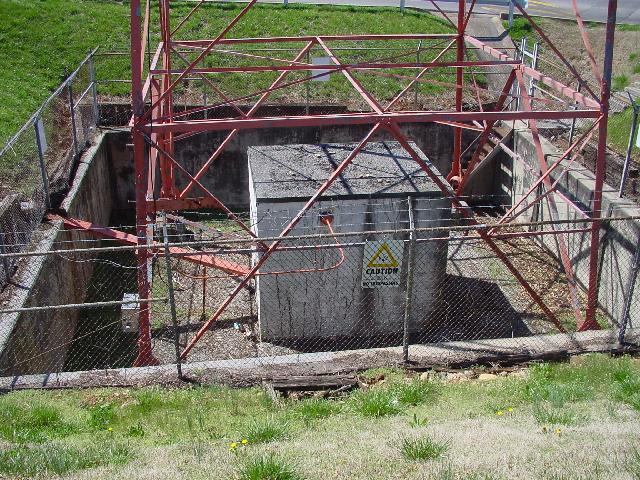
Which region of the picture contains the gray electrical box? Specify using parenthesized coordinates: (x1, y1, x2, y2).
(121, 293, 140, 333)
(248, 142, 451, 346)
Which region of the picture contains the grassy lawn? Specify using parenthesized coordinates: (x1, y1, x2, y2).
(1, 354, 640, 479)
(0, 0, 457, 146)
(608, 107, 639, 162)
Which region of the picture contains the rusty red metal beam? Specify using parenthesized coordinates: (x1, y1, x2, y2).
(143, 109, 599, 134)
(51, 215, 250, 276)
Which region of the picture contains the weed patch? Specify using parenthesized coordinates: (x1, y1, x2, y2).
(399, 436, 449, 461)
(0, 401, 76, 444)
(88, 403, 118, 430)
(393, 379, 438, 406)
(241, 418, 289, 444)
(293, 398, 340, 424)
(532, 402, 581, 426)
(0, 441, 131, 477)
(349, 388, 402, 417)
(237, 454, 303, 480)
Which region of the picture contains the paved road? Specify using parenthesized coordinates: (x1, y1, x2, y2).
(243, 0, 640, 24)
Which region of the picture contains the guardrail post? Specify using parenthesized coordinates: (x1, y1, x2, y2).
(67, 79, 80, 157)
(400, 0, 405, 13)
(34, 117, 52, 210)
(162, 213, 183, 379)
(402, 196, 416, 363)
(88, 51, 100, 126)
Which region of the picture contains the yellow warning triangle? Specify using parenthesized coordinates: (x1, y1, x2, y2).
(367, 242, 399, 268)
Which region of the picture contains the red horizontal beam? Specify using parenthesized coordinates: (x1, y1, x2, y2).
(147, 197, 227, 211)
(150, 60, 519, 75)
(51, 214, 249, 276)
(464, 35, 600, 109)
(172, 33, 456, 47)
(143, 109, 600, 134)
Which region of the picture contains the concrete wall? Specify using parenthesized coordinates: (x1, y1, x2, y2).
(0, 134, 114, 375)
(506, 123, 640, 325)
(140, 123, 474, 209)
(250, 196, 450, 343)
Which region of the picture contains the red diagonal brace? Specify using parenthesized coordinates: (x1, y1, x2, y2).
(385, 122, 567, 333)
(512, 69, 586, 329)
(51, 215, 249, 276)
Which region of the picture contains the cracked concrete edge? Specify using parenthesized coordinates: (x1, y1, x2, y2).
(1, 328, 636, 390)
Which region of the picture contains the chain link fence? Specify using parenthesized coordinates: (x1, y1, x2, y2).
(0, 209, 637, 388)
(0, 50, 100, 290)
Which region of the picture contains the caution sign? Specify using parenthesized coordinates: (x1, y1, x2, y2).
(361, 240, 404, 288)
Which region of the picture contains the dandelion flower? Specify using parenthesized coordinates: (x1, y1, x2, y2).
(229, 442, 238, 450)
(241, 439, 248, 445)
(107, 427, 113, 432)
(555, 428, 562, 435)
(507, 407, 514, 412)
(496, 410, 504, 416)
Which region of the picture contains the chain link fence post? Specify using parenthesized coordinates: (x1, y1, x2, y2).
(568, 83, 582, 146)
(162, 214, 183, 379)
(34, 117, 51, 210)
(403, 196, 416, 363)
(0, 233, 10, 285)
(619, 227, 640, 345)
(88, 50, 100, 126)
(414, 41, 422, 110)
(67, 79, 80, 158)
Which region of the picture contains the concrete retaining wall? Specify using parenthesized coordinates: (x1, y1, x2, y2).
(104, 123, 474, 210)
(506, 122, 640, 325)
(0, 134, 114, 375)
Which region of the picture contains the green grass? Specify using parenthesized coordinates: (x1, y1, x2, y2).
(237, 454, 303, 480)
(0, 441, 130, 477)
(613, 74, 631, 92)
(0, 355, 638, 478)
(0, 0, 455, 145)
(241, 417, 289, 443)
(503, 18, 535, 43)
(607, 107, 640, 161)
(399, 436, 449, 461)
(619, 24, 640, 32)
(0, 401, 77, 444)
(531, 402, 581, 426)
(349, 388, 402, 417)
(293, 398, 341, 424)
